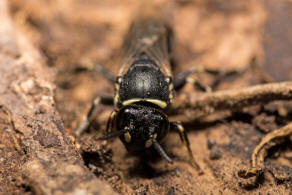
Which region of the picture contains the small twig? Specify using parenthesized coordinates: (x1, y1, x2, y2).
(238, 122, 292, 179)
(170, 82, 292, 121)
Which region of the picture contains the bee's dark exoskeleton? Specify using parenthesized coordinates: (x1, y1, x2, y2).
(76, 17, 214, 174)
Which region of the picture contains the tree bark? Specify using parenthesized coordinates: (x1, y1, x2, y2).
(0, 1, 116, 194)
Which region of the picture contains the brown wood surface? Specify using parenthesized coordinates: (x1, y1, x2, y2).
(0, 1, 116, 194)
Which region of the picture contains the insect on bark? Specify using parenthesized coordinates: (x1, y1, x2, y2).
(76, 16, 215, 174)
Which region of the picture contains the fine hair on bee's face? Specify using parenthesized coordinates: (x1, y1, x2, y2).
(116, 103, 169, 153)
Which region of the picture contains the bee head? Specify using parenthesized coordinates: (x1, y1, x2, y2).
(116, 103, 169, 152)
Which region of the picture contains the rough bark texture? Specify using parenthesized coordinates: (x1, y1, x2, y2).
(0, 1, 116, 194)
(2, 0, 292, 194)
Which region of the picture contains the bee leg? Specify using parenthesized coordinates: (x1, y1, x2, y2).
(186, 77, 212, 92)
(170, 122, 204, 174)
(94, 110, 121, 140)
(74, 64, 116, 83)
(93, 64, 116, 83)
(173, 66, 213, 92)
(75, 96, 113, 136)
(105, 110, 117, 134)
(173, 65, 249, 92)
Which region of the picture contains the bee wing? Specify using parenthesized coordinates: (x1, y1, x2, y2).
(119, 18, 172, 77)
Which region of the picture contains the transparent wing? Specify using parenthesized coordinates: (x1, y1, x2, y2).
(118, 18, 172, 76)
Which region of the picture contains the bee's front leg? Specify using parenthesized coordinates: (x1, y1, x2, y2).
(75, 96, 113, 135)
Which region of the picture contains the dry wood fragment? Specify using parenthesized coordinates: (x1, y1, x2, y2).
(171, 82, 292, 121)
(238, 122, 292, 179)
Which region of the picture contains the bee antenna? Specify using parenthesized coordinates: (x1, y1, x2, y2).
(96, 129, 128, 140)
(152, 139, 173, 163)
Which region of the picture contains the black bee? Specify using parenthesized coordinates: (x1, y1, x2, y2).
(76, 16, 214, 173)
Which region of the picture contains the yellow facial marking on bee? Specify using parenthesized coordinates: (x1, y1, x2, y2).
(124, 132, 131, 143)
(145, 133, 158, 148)
(145, 139, 153, 148)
